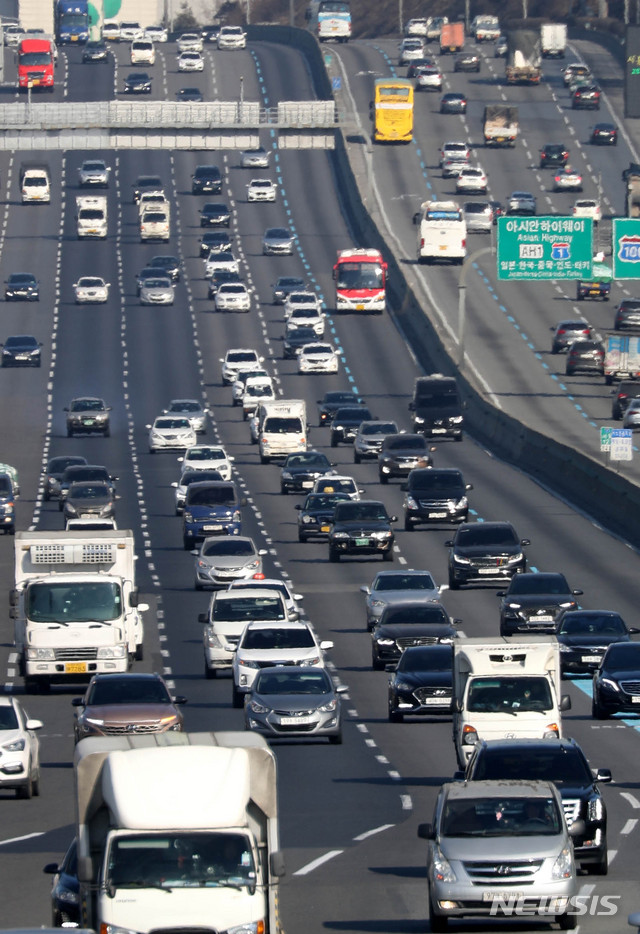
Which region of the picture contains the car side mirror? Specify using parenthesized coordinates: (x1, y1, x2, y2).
(521, 539, 531, 546)
(412, 211, 421, 225)
(496, 591, 506, 597)
(173, 696, 188, 705)
(560, 694, 572, 711)
(572, 589, 583, 595)
(444, 540, 453, 547)
(320, 640, 333, 650)
(417, 822, 434, 840)
(198, 613, 208, 624)
(595, 768, 612, 783)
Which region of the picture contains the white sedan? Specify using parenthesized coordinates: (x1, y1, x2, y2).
(205, 251, 240, 277)
(573, 198, 601, 223)
(415, 65, 442, 91)
(177, 32, 203, 51)
(0, 695, 43, 798)
(298, 342, 339, 374)
(240, 147, 270, 168)
(73, 276, 110, 304)
(283, 290, 323, 320)
(179, 444, 234, 479)
(456, 166, 488, 194)
(246, 178, 277, 202)
(178, 51, 204, 71)
(147, 416, 197, 453)
(215, 283, 251, 312)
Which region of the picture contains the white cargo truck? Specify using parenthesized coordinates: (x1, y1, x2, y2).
(257, 399, 308, 463)
(11, 530, 148, 692)
(76, 195, 107, 238)
(604, 334, 640, 384)
(471, 14, 500, 41)
(453, 637, 571, 768)
(540, 22, 567, 58)
(20, 162, 50, 202)
(483, 105, 518, 147)
(74, 732, 285, 934)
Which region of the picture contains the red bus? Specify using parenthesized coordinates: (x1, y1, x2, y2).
(333, 248, 387, 313)
(18, 39, 55, 91)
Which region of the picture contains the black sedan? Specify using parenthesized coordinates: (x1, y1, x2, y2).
(176, 87, 203, 102)
(446, 521, 529, 589)
(440, 92, 467, 114)
(317, 390, 364, 426)
(200, 231, 233, 257)
(557, 610, 638, 676)
(82, 40, 108, 62)
(43, 455, 88, 501)
(5, 272, 39, 301)
(539, 142, 569, 168)
(283, 325, 318, 359)
(497, 571, 583, 637)
(372, 602, 457, 670)
(191, 164, 223, 194)
(273, 276, 306, 304)
(388, 644, 454, 720)
(43, 839, 80, 926)
(200, 202, 231, 227)
(123, 71, 152, 93)
(296, 491, 351, 542)
(1, 334, 42, 367)
(377, 433, 433, 483)
(280, 451, 336, 494)
(454, 52, 480, 72)
(593, 643, 640, 718)
(149, 255, 181, 283)
(329, 405, 373, 446)
(328, 499, 396, 562)
(590, 122, 617, 145)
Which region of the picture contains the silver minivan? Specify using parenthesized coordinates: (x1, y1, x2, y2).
(463, 201, 493, 233)
(418, 779, 582, 931)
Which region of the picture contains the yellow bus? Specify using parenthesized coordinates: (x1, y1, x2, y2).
(371, 78, 414, 143)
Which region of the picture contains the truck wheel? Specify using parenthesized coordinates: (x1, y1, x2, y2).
(204, 663, 216, 680)
(135, 643, 144, 662)
(558, 912, 577, 930)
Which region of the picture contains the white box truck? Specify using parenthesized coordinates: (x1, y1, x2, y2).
(74, 733, 285, 934)
(453, 637, 571, 768)
(11, 530, 148, 692)
(257, 399, 308, 463)
(604, 334, 640, 384)
(76, 195, 107, 238)
(483, 105, 518, 148)
(541, 22, 567, 58)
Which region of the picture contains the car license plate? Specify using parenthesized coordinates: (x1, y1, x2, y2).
(533, 615, 553, 622)
(302, 481, 313, 488)
(203, 524, 223, 531)
(279, 716, 315, 725)
(65, 662, 87, 673)
(424, 697, 448, 705)
(439, 245, 448, 251)
(83, 419, 95, 425)
(632, 696, 640, 704)
(431, 427, 447, 433)
(483, 891, 523, 902)
(320, 524, 330, 532)
(496, 136, 505, 142)
(355, 538, 371, 546)
(478, 568, 497, 574)
(581, 655, 601, 663)
(429, 512, 448, 519)
(356, 303, 364, 310)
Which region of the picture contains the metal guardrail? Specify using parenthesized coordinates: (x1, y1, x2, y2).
(0, 100, 338, 129)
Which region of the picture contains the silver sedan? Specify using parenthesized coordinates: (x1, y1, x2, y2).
(163, 398, 209, 433)
(193, 535, 267, 589)
(245, 666, 345, 743)
(360, 568, 442, 631)
(139, 276, 174, 305)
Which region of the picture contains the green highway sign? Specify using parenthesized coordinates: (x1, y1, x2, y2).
(612, 218, 640, 279)
(497, 216, 593, 280)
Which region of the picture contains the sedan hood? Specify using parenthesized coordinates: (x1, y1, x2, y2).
(393, 669, 453, 689)
(82, 703, 178, 722)
(375, 623, 456, 641)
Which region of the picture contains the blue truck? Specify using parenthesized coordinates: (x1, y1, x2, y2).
(55, 0, 89, 44)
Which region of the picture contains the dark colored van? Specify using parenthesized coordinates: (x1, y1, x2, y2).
(408, 375, 464, 441)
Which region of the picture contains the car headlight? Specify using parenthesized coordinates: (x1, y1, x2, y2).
(372, 530, 392, 540)
(184, 512, 193, 523)
(2, 737, 25, 752)
(206, 630, 223, 648)
(84, 717, 106, 727)
(559, 601, 577, 609)
(299, 656, 321, 667)
(413, 415, 424, 424)
(332, 532, 349, 540)
(318, 699, 337, 712)
(57, 889, 80, 905)
(406, 495, 418, 510)
(301, 515, 315, 525)
(281, 471, 293, 480)
(587, 796, 604, 821)
(394, 680, 414, 692)
(559, 643, 572, 653)
(452, 554, 471, 565)
(600, 677, 620, 692)
(506, 602, 521, 609)
(551, 845, 574, 880)
(97, 645, 127, 658)
(26, 647, 54, 660)
(507, 552, 524, 564)
(431, 845, 457, 883)
(456, 497, 468, 509)
(247, 700, 269, 714)
(239, 659, 261, 669)
(375, 638, 395, 647)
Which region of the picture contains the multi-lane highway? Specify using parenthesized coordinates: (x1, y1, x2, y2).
(0, 30, 639, 934)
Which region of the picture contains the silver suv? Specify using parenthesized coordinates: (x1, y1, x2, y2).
(418, 780, 582, 931)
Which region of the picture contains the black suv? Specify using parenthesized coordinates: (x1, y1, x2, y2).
(539, 143, 569, 168)
(460, 738, 611, 874)
(371, 602, 457, 670)
(612, 380, 640, 419)
(445, 521, 529, 589)
(280, 451, 336, 494)
(328, 499, 396, 562)
(317, 391, 364, 426)
(409, 375, 463, 441)
(614, 298, 640, 331)
(497, 571, 582, 637)
(402, 467, 471, 529)
(191, 164, 222, 194)
(556, 609, 638, 676)
(377, 433, 433, 483)
(330, 405, 373, 446)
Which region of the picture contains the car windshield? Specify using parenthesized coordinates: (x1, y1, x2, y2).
(471, 747, 592, 784)
(187, 448, 225, 461)
(335, 408, 370, 420)
(255, 670, 331, 694)
(187, 486, 235, 506)
(381, 606, 447, 625)
(106, 832, 256, 889)
(361, 422, 396, 435)
(285, 454, 328, 467)
(241, 627, 314, 650)
(335, 503, 387, 521)
(202, 539, 254, 557)
(49, 456, 86, 473)
(63, 468, 108, 482)
(467, 677, 553, 712)
(603, 644, 640, 669)
(373, 572, 436, 592)
(69, 484, 109, 500)
(387, 436, 426, 450)
(441, 796, 561, 837)
(155, 418, 190, 429)
(213, 597, 285, 622)
(397, 646, 452, 671)
(71, 399, 105, 411)
(170, 402, 200, 413)
(304, 494, 350, 509)
(411, 472, 462, 492)
(456, 526, 516, 547)
(86, 678, 171, 705)
(507, 574, 569, 595)
(27, 581, 121, 623)
(79, 278, 104, 288)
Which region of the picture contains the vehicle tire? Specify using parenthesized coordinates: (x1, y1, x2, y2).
(17, 767, 33, 799)
(232, 684, 243, 709)
(281, 486, 288, 495)
(448, 577, 460, 591)
(389, 708, 403, 723)
(135, 643, 144, 661)
(204, 663, 216, 680)
(260, 455, 269, 464)
(558, 912, 577, 930)
(383, 548, 394, 561)
(66, 428, 73, 438)
(32, 770, 40, 797)
(591, 696, 609, 719)
(429, 903, 448, 932)
(372, 654, 384, 671)
(404, 518, 414, 531)
(379, 473, 388, 484)
(195, 579, 203, 590)
(328, 732, 343, 744)
(455, 434, 463, 442)
(605, 375, 614, 386)
(183, 538, 192, 551)
(354, 452, 361, 464)
(329, 548, 340, 562)
(298, 533, 307, 543)
(104, 427, 110, 437)
(551, 346, 559, 355)
(566, 368, 574, 376)
(330, 437, 337, 447)
(587, 849, 608, 875)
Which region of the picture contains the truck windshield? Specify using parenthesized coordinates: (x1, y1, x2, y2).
(106, 832, 256, 889)
(336, 262, 384, 290)
(27, 581, 121, 622)
(441, 796, 561, 837)
(467, 676, 553, 712)
(19, 52, 52, 65)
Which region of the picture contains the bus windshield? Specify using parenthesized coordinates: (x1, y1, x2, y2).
(336, 262, 384, 290)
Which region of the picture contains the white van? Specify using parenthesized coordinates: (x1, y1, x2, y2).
(131, 39, 155, 64)
(257, 399, 307, 463)
(140, 205, 170, 241)
(416, 199, 466, 265)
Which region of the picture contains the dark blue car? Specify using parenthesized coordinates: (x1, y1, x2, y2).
(182, 481, 245, 550)
(43, 838, 80, 926)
